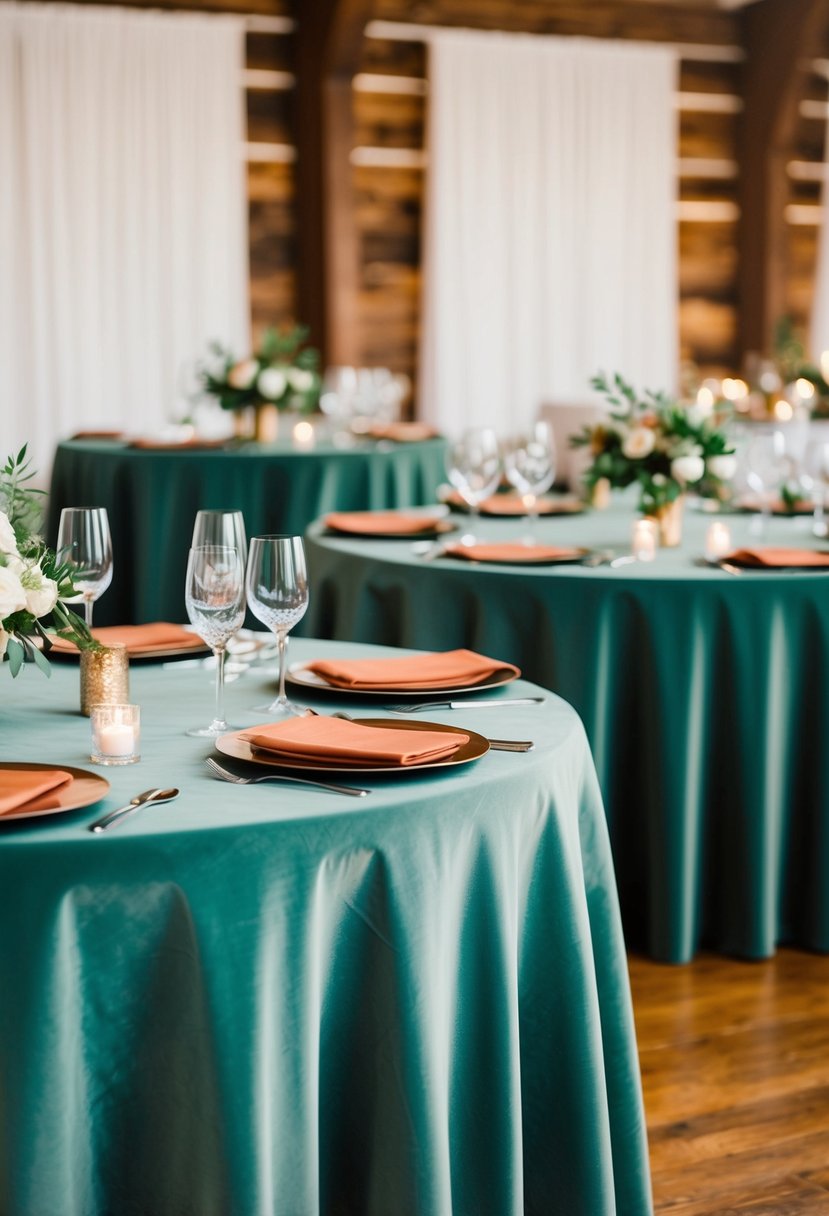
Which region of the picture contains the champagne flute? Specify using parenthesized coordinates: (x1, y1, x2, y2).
(246, 535, 309, 717)
(184, 545, 246, 737)
(503, 421, 557, 541)
(446, 428, 501, 541)
(56, 507, 113, 627)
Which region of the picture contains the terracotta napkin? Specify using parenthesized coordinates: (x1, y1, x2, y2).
(0, 769, 73, 815)
(368, 422, 439, 443)
(325, 511, 445, 536)
(725, 547, 829, 569)
(241, 716, 469, 767)
(128, 437, 228, 451)
(71, 429, 126, 441)
(50, 623, 206, 655)
(305, 648, 519, 690)
(444, 543, 583, 564)
(445, 490, 581, 516)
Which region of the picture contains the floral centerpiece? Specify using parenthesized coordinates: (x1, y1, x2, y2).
(571, 373, 737, 544)
(1, 446, 94, 677)
(200, 324, 321, 441)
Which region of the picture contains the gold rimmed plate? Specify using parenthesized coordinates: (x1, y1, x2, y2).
(285, 662, 519, 699)
(323, 519, 455, 541)
(0, 763, 110, 821)
(444, 546, 590, 567)
(216, 718, 489, 775)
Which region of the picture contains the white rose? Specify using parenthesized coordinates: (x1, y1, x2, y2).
(0, 511, 18, 556)
(622, 427, 656, 460)
(0, 626, 7, 658)
(257, 367, 288, 400)
(227, 359, 259, 390)
(0, 565, 26, 620)
(7, 557, 59, 619)
(707, 454, 737, 482)
(288, 368, 315, 392)
(671, 454, 706, 484)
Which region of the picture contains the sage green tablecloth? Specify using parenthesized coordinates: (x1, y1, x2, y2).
(46, 437, 447, 625)
(305, 505, 829, 963)
(0, 640, 651, 1216)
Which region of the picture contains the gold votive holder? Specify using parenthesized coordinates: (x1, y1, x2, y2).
(80, 644, 129, 717)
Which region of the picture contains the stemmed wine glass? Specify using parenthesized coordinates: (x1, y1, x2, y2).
(246, 535, 309, 717)
(184, 545, 246, 737)
(745, 430, 787, 536)
(446, 428, 501, 541)
(502, 421, 557, 540)
(192, 508, 246, 555)
(56, 507, 113, 627)
(805, 439, 829, 537)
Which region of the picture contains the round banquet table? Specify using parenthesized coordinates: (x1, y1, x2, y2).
(46, 436, 447, 625)
(305, 504, 829, 964)
(0, 639, 651, 1216)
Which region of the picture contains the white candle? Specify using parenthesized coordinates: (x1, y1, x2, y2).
(631, 519, 658, 562)
(705, 521, 732, 562)
(97, 723, 137, 756)
(292, 420, 315, 449)
(91, 703, 141, 765)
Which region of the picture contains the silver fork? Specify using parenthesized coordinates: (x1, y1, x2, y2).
(306, 709, 534, 752)
(205, 756, 369, 797)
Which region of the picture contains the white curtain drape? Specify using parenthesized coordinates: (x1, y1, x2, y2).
(0, 2, 249, 475)
(419, 30, 678, 433)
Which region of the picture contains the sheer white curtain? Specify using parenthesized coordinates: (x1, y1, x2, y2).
(419, 30, 678, 433)
(0, 2, 249, 474)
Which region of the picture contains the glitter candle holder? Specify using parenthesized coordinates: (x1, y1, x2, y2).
(80, 644, 129, 717)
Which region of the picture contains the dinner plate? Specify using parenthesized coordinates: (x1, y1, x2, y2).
(216, 718, 489, 774)
(444, 546, 590, 566)
(324, 519, 455, 540)
(735, 497, 816, 517)
(47, 635, 211, 663)
(285, 662, 519, 698)
(0, 763, 110, 821)
(446, 493, 585, 517)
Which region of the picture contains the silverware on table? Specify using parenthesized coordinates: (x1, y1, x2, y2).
(89, 787, 180, 833)
(386, 697, 545, 713)
(205, 756, 369, 797)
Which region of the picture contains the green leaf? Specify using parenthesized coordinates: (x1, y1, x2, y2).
(6, 637, 24, 677)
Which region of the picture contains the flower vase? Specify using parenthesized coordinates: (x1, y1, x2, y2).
(254, 404, 279, 444)
(80, 644, 129, 716)
(648, 496, 685, 547)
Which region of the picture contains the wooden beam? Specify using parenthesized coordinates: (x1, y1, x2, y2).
(737, 0, 829, 360)
(294, 0, 375, 365)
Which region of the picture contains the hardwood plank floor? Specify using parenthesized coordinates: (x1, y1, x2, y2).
(629, 950, 829, 1215)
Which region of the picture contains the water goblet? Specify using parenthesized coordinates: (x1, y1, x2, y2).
(745, 430, 787, 537)
(246, 535, 309, 717)
(56, 507, 113, 627)
(502, 421, 557, 541)
(446, 427, 501, 541)
(192, 509, 246, 556)
(805, 439, 829, 537)
(184, 545, 246, 737)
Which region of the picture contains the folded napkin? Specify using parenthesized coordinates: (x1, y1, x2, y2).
(725, 547, 829, 569)
(444, 543, 583, 564)
(305, 648, 519, 690)
(368, 422, 439, 443)
(50, 622, 205, 655)
(241, 716, 468, 767)
(0, 769, 73, 815)
(445, 491, 580, 516)
(71, 429, 126, 441)
(128, 437, 227, 451)
(325, 511, 445, 536)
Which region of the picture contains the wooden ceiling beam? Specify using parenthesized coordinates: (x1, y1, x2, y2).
(736, 0, 829, 361)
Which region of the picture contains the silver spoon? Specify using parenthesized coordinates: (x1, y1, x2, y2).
(89, 787, 180, 833)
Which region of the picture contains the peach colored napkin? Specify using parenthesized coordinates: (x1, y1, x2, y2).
(725, 547, 829, 569)
(368, 422, 439, 443)
(325, 511, 445, 536)
(71, 429, 126, 441)
(445, 490, 581, 516)
(50, 623, 206, 655)
(444, 543, 583, 564)
(128, 437, 227, 451)
(0, 769, 73, 815)
(241, 716, 469, 767)
(306, 648, 519, 690)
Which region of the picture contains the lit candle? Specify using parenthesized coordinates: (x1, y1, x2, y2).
(91, 704, 141, 765)
(631, 518, 658, 562)
(292, 420, 315, 449)
(98, 724, 136, 756)
(705, 521, 732, 562)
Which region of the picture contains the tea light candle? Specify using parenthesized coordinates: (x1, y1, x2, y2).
(631, 518, 658, 562)
(91, 704, 141, 766)
(292, 420, 315, 449)
(705, 521, 732, 562)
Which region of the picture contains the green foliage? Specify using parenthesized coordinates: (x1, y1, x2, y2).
(0, 444, 46, 542)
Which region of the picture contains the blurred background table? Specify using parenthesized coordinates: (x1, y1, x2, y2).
(0, 639, 650, 1216)
(305, 504, 829, 963)
(46, 435, 447, 624)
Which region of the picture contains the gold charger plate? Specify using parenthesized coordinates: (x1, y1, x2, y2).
(0, 763, 110, 821)
(286, 662, 519, 698)
(216, 718, 489, 775)
(324, 519, 455, 541)
(445, 546, 590, 566)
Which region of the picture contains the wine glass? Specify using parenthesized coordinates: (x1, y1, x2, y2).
(184, 545, 246, 737)
(745, 430, 787, 536)
(192, 509, 246, 556)
(246, 535, 309, 717)
(56, 507, 113, 627)
(502, 422, 557, 540)
(805, 439, 829, 537)
(446, 428, 502, 540)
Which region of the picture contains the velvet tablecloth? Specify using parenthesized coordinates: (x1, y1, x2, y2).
(304, 505, 829, 962)
(0, 639, 650, 1216)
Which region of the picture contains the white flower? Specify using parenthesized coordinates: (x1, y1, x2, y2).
(671, 454, 706, 484)
(7, 557, 58, 619)
(707, 454, 737, 481)
(227, 359, 259, 390)
(0, 511, 18, 556)
(257, 367, 288, 401)
(622, 427, 656, 460)
(288, 367, 315, 393)
(0, 626, 7, 658)
(0, 565, 26, 621)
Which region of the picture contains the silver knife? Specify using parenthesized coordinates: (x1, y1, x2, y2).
(387, 697, 545, 713)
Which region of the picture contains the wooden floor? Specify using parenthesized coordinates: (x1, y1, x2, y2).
(629, 950, 829, 1216)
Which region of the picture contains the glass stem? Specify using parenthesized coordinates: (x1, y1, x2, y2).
(214, 646, 226, 727)
(84, 596, 94, 628)
(277, 629, 288, 703)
